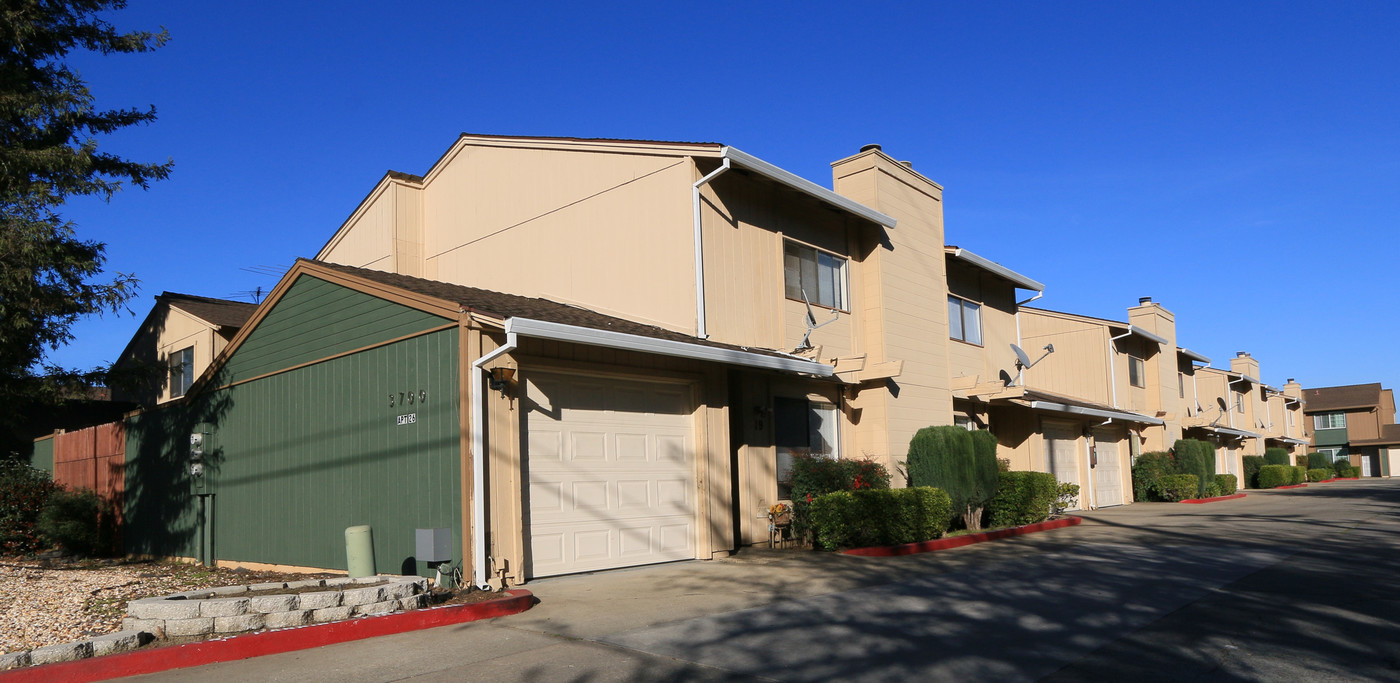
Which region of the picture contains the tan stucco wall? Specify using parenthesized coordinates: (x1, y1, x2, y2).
(115, 304, 230, 405)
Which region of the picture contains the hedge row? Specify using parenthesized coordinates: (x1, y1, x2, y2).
(809, 487, 952, 550)
(1156, 474, 1198, 502)
(985, 471, 1058, 528)
(1307, 468, 1329, 482)
(1215, 474, 1238, 496)
(1242, 455, 1264, 489)
(1258, 465, 1290, 489)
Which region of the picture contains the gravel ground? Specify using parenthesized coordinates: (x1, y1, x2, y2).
(0, 559, 337, 654)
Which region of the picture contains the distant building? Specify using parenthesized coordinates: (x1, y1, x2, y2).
(1303, 383, 1398, 477)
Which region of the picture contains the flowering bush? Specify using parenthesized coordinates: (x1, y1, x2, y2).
(784, 454, 891, 546)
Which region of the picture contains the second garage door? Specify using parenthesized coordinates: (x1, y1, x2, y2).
(1092, 427, 1124, 507)
(524, 372, 697, 578)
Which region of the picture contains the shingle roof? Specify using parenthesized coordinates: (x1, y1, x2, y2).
(307, 259, 804, 362)
(161, 293, 257, 329)
(1302, 383, 1384, 412)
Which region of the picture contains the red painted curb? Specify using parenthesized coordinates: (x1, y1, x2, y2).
(0, 589, 535, 683)
(1275, 483, 1309, 489)
(843, 516, 1082, 557)
(1180, 492, 1247, 504)
(1321, 477, 1359, 482)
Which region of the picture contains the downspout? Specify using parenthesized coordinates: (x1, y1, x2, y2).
(470, 330, 517, 589)
(1226, 375, 1249, 476)
(1108, 330, 1132, 408)
(1085, 418, 1111, 510)
(692, 156, 731, 339)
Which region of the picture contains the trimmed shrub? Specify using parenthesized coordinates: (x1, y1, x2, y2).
(906, 426, 1000, 530)
(986, 471, 1058, 528)
(787, 454, 891, 544)
(1053, 482, 1080, 514)
(1289, 466, 1307, 485)
(1263, 448, 1290, 466)
(1173, 439, 1217, 498)
(1258, 465, 1290, 489)
(1132, 452, 1176, 501)
(1306, 453, 1331, 470)
(1156, 474, 1199, 501)
(37, 488, 117, 557)
(1241, 456, 1264, 489)
(1307, 468, 1329, 482)
(808, 487, 952, 550)
(1214, 474, 1237, 496)
(0, 460, 60, 554)
(1204, 482, 1223, 499)
(1348, 466, 1362, 479)
(1331, 457, 1352, 478)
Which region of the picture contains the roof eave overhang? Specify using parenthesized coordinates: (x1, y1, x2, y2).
(1127, 325, 1169, 346)
(504, 317, 836, 377)
(723, 147, 897, 228)
(1210, 426, 1262, 439)
(1267, 436, 1310, 445)
(1027, 400, 1165, 426)
(946, 247, 1045, 292)
(1177, 347, 1211, 364)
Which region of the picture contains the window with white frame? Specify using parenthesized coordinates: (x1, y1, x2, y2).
(168, 346, 194, 398)
(1128, 355, 1145, 388)
(1235, 393, 1244, 413)
(784, 241, 846, 310)
(1313, 412, 1346, 430)
(1178, 372, 1185, 399)
(774, 397, 839, 498)
(954, 414, 975, 431)
(947, 295, 983, 345)
(1318, 447, 1344, 462)
(1286, 409, 1295, 427)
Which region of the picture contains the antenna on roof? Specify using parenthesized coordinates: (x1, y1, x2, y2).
(240, 265, 288, 277)
(226, 286, 265, 304)
(1010, 343, 1054, 386)
(796, 288, 838, 351)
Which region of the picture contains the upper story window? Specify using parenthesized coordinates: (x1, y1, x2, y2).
(1128, 355, 1145, 388)
(1235, 393, 1244, 413)
(1178, 372, 1185, 398)
(947, 295, 983, 345)
(169, 346, 194, 398)
(784, 241, 846, 310)
(1314, 412, 1346, 430)
(1286, 408, 1295, 427)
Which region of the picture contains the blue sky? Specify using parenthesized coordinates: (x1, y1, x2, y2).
(51, 1, 1400, 389)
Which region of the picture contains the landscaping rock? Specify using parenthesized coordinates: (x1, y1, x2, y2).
(0, 651, 31, 670)
(121, 617, 166, 639)
(353, 600, 400, 616)
(311, 606, 354, 623)
(29, 640, 92, 665)
(323, 577, 356, 587)
(88, 630, 149, 657)
(249, 594, 299, 613)
(384, 581, 417, 600)
(341, 585, 385, 606)
(163, 617, 215, 637)
(248, 582, 287, 591)
(214, 614, 266, 633)
(208, 585, 249, 596)
(297, 591, 342, 609)
(284, 579, 326, 589)
(128, 599, 201, 620)
(263, 609, 313, 629)
(399, 594, 428, 610)
(199, 597, 251, 617)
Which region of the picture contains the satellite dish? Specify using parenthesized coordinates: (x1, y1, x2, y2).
(1217, 397, 1228, 412)
(1011, 344, 1033, 368)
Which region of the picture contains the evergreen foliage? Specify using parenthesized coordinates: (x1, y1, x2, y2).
(1155, 474, 1198, 501)
(1263, 448, 1290, 466)
(1172, 439, 1216, 498)
(1331, 457, 1352, 478)
(1131, 451, 1175, 501)
(1241, 455, 1264, 489)
(985, 471, 1058, 528)
(1306, 453, 1331, 470)
(1214, 474, 1237, 496)
(906, 425, 1000, 530)
(1257, 465, 1289, 488)
(0, 459, 58, 553)
(807, 487, 951, 550)
(0, 0, 171, 409)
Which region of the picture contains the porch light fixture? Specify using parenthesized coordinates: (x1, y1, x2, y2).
(488, 366, 516, 396)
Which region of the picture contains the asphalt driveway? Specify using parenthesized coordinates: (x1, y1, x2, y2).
(122, 479, 1400, 682)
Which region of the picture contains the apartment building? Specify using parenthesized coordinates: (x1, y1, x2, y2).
(1303, 383, 1398, 477)
(111, 292, 257, 406)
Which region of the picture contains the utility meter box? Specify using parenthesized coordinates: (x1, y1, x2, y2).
(415, 528, 452, 563)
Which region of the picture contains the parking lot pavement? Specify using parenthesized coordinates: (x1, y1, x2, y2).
(121, 479, 1400, 682)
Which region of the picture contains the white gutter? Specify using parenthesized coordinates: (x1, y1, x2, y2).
(470, 332, 517, 589)
(1013, 291, 1043, 385)
(1028, 400, 1165, 425)
(722, 147, 896, 228)
(1127, 325, 1169, 346)
(1178, 348, 1211, 364)
(692, 158, 731, 340)
(948, 248, 1046, 291)
(1108, 329, 1132, 408)
(1211, 425, 1261, 439)
(504, 317, 835, 377)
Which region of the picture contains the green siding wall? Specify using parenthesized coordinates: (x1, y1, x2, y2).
(126, 325, 462, 576)
(31, 438, 53, 473)
(223, 275, 450, 384)
(1314, 427, 1348, 447)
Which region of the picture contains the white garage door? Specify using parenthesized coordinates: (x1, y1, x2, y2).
(525, 372, 696, 578)
(1043, 421, 1081, 510)
(1092, 428, 1124, 508)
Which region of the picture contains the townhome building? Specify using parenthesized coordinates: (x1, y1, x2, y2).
(103, 135, 1017, 586)
(111, 292, 257, 406)
(1303, 383, 1399, 477)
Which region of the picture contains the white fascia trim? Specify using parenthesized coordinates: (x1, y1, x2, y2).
(504, 317, 835, 377)
(1212, 426, 1261, 439)
(722, 147, 897, 228)
(1235, 373, 1260, 385)
(1178, 347, 1211, 364)
(1272, 436, 1309, 445)
(1028, 400, 1165, 426)
(1128, 325, 1169, 346)
(948, 248, 1045, 292)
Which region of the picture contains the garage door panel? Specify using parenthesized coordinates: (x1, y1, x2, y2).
(1093, 429, 1124, 508)
(527, 372, 697, 578)
(529, 429, 562, 460)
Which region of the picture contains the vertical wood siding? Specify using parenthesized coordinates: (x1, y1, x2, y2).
(223, 275, 450, 384)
